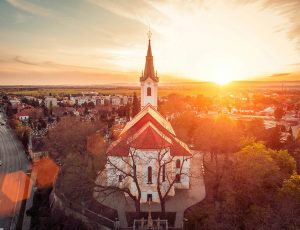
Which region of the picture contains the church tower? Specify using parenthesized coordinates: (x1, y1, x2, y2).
(140, 30, 159, 109)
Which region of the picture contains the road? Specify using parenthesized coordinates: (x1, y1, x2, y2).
(0, 112, 30, 229)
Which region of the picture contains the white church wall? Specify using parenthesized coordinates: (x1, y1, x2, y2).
(173, 157, 190, 189)
(106, 148, 191, 203)
(106, 156, 129, 186)
(141, 78, 158, 109)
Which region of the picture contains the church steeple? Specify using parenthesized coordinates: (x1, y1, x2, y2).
(140, 29, 158, 109)
(140, 32, 159, 83)
(147, 38, 152, 56)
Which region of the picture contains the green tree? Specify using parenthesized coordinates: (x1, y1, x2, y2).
(265, 125, 282, 150)
(276, 174, 300, 228)
(279, 174, 300, 204)
(268, 149, 296, 178)
(171, 111, 198, 143)
(292, 149, 300, 174)
(125, 104, 130, 121)
(194, 115, 241, 163)
(158, 94, 186, 116)
(131, 92, 140, 117)
(245, 118, 266, 141)
(187, 143, 298, 229)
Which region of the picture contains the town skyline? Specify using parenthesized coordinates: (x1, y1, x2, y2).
(1, 0, 300, 85)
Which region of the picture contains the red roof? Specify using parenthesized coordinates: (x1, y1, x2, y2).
(107, 105, 191, 157)
(121, 104, 175, 136)
(16, 110, 30, 117)
(130, 123, 172, 149)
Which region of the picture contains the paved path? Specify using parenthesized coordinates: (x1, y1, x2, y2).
(0, 112, 30, 230)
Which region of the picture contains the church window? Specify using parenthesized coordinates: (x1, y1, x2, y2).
(176, 159, 181, 168)
(162, 164, 166, 182)
(147, 194, 152, 202)
(175, 174, 181, 183)
(147, 87, 152, 96)
(147, 166, 152, 184)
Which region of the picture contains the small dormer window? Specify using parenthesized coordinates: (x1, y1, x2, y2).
(147, 87, 152, 96)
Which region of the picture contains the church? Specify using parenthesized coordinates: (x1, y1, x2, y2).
(105, 33, 192, 204)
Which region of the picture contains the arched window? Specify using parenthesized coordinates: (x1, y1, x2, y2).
(119, 175, 123, 182)
(147, 166, 152, 184)
(162, 164, 166, 182)
(176, 159, 181, 168)
(147, 194, 152, 202)
(147, 87, 152, 96)
(175, 174, 181, 183)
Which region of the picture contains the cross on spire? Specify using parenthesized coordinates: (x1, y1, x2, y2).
(147, 27, 152, 40)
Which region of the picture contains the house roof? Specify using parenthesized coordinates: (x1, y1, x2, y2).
(107, 104, 191, 157)
(16, 110, 31, 117)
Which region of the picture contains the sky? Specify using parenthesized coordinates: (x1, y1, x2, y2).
(0, 0, 300, 85)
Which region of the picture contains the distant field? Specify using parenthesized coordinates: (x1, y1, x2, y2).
(1, 81, 300, 97)
(2, 88, 220, 97)
(0, 84, 221, 97)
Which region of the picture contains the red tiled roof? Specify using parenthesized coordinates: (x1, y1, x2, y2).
(106, 137, 129, 156)
(121, 104, 175, 136)
(130, 122, 172, 149)
(107, 105, 191, 157)
(16, 110, 30, 117)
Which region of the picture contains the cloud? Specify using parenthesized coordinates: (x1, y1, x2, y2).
(237, 0, 300, 49)
(270, 73, 291, 77)
(11, 56, 84, 69)
(87, 0, 168, 27)
(263, 0, 300, 48)
(13, 56, 37, 66)
(5, 0, 55, 17)
(91, 0, 300, 50)
(290, 62, 300, 66)
(6, 55, 111, 73)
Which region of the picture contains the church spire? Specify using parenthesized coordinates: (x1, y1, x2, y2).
(140, 28, 159, 109)
(147, 39, 153, 57)
(140, 29, 159, 83)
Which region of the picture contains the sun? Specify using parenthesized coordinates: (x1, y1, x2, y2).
(211, 67, 236, 86)
(212, 76, 231, 86)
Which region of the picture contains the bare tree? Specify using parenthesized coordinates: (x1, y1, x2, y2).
(95, 141, 143, 218)
(154, 141, 194, 217)
(44, 116, 105, 159)
(95, 127, 195, 219)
